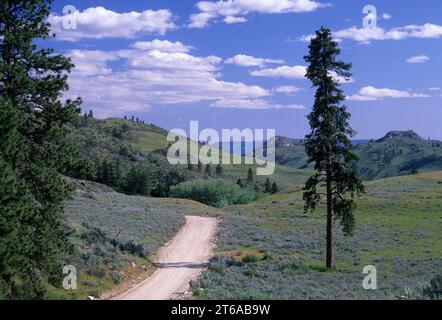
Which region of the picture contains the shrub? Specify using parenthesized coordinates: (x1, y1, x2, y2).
(119, 241, 147, 258)
(423, 274, 442, 300)
(80, 228, 107, 245)
(263, 253, 273, 261)
(170, 179, 259, 208)
(242, 255, 259, 264)
(87, 265, 106, 278)
(278, 262, 299, 272)
(243, 269, 261, 278)
(80, 279, 98, 287)
(190, 281, 202, 296)
(111, 270, 124, 284)
(209, 263, 225, 275)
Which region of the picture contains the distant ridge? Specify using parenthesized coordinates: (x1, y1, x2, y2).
(377, 130, 424, 143)
(266, 130, 442, 180)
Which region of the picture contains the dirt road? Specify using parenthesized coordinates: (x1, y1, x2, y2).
(116, 216, 218, 300)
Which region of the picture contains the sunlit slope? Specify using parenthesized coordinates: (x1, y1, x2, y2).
(50, 179, 220, 300)
(193, 171, 442, 299)
(263, 131, 442, 180)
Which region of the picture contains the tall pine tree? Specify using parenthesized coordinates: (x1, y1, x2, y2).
(303, 27, 364, 269)
(0, 0, 81, 298)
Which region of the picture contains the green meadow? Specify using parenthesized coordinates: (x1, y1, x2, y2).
(192, 172, 442, 300)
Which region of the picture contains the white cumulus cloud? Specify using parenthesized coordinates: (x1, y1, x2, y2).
(50, 7, 176, 41)
(251, 65, 353, 83)
(225, 54, 284, 68)
(131, 40, 192, 53)
(65, 43, 272, 117)
(224, 16, 247, 24)
(299, 23, 442, 43)
(251, 65, 307, 79)
(347, 86, 429, 101)
(189, 0, 329, 28)
(273, 86, 303, 95)
(69, 50, 118, 77)
(406, 55, 429, 64)
(211, 99, 305, 110)
(382, 13, 392, 20)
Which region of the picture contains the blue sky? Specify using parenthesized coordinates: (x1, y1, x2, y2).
(47, 0, 442, 139)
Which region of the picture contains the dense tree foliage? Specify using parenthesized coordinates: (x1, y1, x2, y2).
(303, 27, 364, 269)
(0, 0, 81, 298)
(170, 179, 259, 208)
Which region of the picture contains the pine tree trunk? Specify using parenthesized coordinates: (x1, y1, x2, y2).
(326, 157, 333, 269)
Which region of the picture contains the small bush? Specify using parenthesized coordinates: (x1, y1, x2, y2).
(278, 262, 299, 272)
(170, 179, 259, 208)
(87, 265, 106, 278)
(225, 258, 243, 267)
(111, 270, 124, 284)
(209, 263, 225, 275)
(190, 281, 202, 296)
(242, 255, 259, 264)
(423, 274, 442, 300)
(263, 253, 273, 261)
(119, 241, 147, 257)
(80, 227, 107, 245)
(80, 279, 98, 287)
(243, 269, 261, 278)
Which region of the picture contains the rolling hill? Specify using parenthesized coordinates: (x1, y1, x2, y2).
(65, 116, 313, 193)
(193, 171, 442, 299)
(263, 131, 442, 180)
(58, 117, 442, 300)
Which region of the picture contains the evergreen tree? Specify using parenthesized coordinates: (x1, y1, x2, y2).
(123, 166, 151, 196)
(100, 159, 110, 185)
(271, 182, 279, 194)
(112, 160, 121, 187)
(124, 166, 139, 195)
(88, 110, 93, 118)
(215, 164, 223, 176)
(63, 155, 94, 180)
(236, 178, 244, 188)
(82, 112, 88, 126)
(303, 27, 364, 269)
(264, 178, 272, 193)
(205, 164, 212, 176)
(247, 167, 254, 182)
(0, 0, 81, 298)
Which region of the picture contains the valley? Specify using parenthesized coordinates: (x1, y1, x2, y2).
(56, 118, 442, 300)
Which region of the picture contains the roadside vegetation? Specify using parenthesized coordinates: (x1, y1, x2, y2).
(170, 179, 261, 208)
(192, 172, 442, 300)
(50, 179, 220, 299)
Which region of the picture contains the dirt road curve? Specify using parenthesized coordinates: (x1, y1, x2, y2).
(116, 216, 218, 300)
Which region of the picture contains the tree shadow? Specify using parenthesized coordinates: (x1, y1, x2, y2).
(153, 262, 208, 269)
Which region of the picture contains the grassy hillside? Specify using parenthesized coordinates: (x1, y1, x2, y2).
(356, 131, 442, 180)
(62, 117, 441, 299)
(50, 179, 220, 300)
(68, 117, 169, 160)
(263, 131, 442, 180)
(66, 116, 312, 193)
(192, 172, 442, 300)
